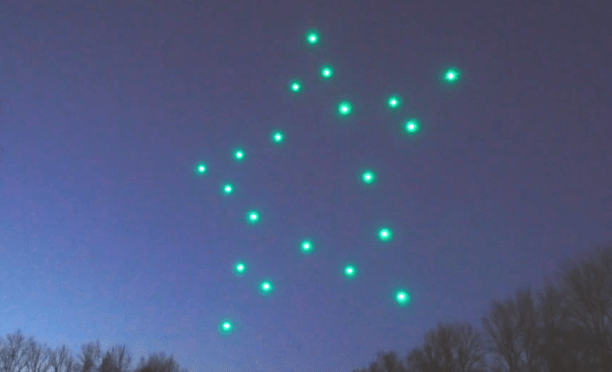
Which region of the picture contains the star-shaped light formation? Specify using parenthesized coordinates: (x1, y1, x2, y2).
(321, 65, 334, 79)
(200, 28, 461, 334)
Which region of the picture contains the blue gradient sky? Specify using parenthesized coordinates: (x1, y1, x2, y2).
(1, 1, 610, 371)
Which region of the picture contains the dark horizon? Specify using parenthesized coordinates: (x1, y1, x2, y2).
(1, 1, 611, 371)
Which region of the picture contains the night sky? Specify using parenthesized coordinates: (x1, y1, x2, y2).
(1, 1, 611, 371)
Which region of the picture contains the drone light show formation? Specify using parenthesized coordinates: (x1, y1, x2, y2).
(193, 29, 461, 336)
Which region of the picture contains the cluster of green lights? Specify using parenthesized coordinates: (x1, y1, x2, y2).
(206, 28, 458, 335)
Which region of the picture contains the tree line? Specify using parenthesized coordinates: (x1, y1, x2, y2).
(3, 245, 609, 372)
(0, 336, 189, 372)
(353, 246, 612, 372)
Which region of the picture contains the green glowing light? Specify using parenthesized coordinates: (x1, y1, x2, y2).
(272, 130, 284, 144)
(234, 149, 245, 161)
(222, 183, 233, 195)
(321, 65, 334, 79)
(444, 68, 460, 83)
(233, 262, 246, 276)
(259, 280, 274, 295)
(343, 264, 357, 278)
(218, 320, 233, 335)
(247, 211, 260, 224)
(405, 119, 420, 134)
(378, 228, 393, 242)
(289, 80, 302, 93)
(300, 240, 313, 254)
(306, 30, 319, 45)
(195, 163, 206, 175)
(387, 96, 401, 108)
(338, 101, 352, 116)
(395, 290, 410, 306)
(362, 171, 376, 184)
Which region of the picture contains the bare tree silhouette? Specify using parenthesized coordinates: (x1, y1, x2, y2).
(481, 289, 543, 372)
(353, 351, 408, 372)
(23, 337, 51, 372)
(0, 330, 27, 372)
(557, 247, 612, 371)
(407, 322, 487, 372)
(74, 341, 101, 372)
(99, 345, 132, 372)
(48, 346, 74, 372)
(133, 353, 186, 372)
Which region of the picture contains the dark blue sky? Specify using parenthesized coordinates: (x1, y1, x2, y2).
(1, 1, 610, 371)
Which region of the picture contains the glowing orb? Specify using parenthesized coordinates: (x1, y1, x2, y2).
(259, 280, 274, 295)
(271, 130, 284, 144)
(321, 65, 334, 79)
(378, 228, 393, 242)
(444, 68, 460, 83)
(395, 290, 410, 306)
(195, 163, 206, 175)
(247, 211, 260, 224)
(306, 30, 319, 45)
(343, 265, 357, 278)
(338, 101, 352, 116)
(387, 96, 401, 108)
(222, 183, 233, 195)
(289, 80, 302, 93)
(234, 149, 245, 161)
(233, 262, 246, 276)
(218, 320, 233, 335)
(405, 119, 420, 134)
(300, 240, 313, 254)
(362, 171, 376, 184)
